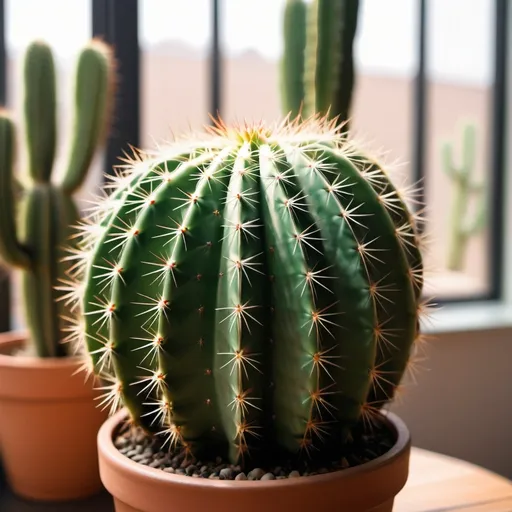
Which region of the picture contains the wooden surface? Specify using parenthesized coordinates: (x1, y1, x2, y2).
(1, 447, 511, 511)
(395, 448, 512, 511)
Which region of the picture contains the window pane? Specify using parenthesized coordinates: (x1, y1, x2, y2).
(140, 0, 212, 147)
(221, 0, 286, 124)
(5, 0, 93, 328)
(351, 0, 418, 187)
(424, 0, 494, 299)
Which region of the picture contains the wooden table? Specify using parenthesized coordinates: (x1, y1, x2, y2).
(396, 448, 512, 511)
(0, 447, 511, 511)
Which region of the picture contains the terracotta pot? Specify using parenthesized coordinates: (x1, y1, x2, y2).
(0, 331, 108, 502)
(98, 409, 411, 512)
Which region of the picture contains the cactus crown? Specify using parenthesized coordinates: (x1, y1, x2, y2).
(0, 39, 115, 357)
(74, 116, 425, 466)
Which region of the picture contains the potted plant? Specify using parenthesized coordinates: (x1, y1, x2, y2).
(72, 115, 426, 512)
(0, 38, 116, 501)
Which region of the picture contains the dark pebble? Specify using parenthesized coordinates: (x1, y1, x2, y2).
(176, 469, 186, 475)
(289, 471, 301, 478)
(185, 465, 197, 476)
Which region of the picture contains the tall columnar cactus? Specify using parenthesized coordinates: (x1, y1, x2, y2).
(0, 39, 115, 357)
(442, 123, 486, 272)
(75, 117, 425, 466)
(281, 0, 359, 129)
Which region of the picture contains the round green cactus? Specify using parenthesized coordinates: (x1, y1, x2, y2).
(74, 117, 425, 466)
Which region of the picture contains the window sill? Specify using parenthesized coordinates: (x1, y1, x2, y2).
(422, 300, 512, 335)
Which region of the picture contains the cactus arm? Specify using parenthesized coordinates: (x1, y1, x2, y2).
(305, 0, 343, 116)
(283, 143, 376, 432)
(23, 41, 57, 183)
(280, 0, 307, 118)
(19, 185, 62, 357)
(61, 41, 115, 194)
(0, 114, 31, 269)
(443, 123, 484, 271)
(331, 0, 359, 129)
(462, 123, 476, 172)
(53, 191, 80, 344)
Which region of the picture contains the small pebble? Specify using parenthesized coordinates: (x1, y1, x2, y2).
(200, 465, 208, 474)
(114, 437, 129, 449)
(289, 470, 301, 478)
(215, 456, 223, 464)
(185, 465, 197, 476)
(235, 472, 247, 481)
(247, 468, 266, 480)
(219, 468, 233, 480)
(341, 458, 350, 468)
(176, 469, 186, 475)
(149, 459, 164, 468)
(277, 476, 286, 480)
(126, 449, 138, 458)
(163, 467, 175, 474)
(318, 468, 328, 474)
(261, 473, 276, 481)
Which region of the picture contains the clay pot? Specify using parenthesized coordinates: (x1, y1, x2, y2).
(98, 409, 411, 512)
(0, 331, 108, 501)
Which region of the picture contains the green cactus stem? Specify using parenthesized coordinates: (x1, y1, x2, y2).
(280, 0, 307, 119)
(281, 0, 359, 127)
(76, 117, 425, 467)
(0, 39, 115, 358)
(442, 123, 486, 272)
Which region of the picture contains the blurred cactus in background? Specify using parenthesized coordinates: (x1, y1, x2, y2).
(281, 0, 359, 131)
(0, 39, 116, 357)
(74, 116, 426, 467)
(442, 123, 486, 272)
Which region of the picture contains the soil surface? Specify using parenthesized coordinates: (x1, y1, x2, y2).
(114, 418, 396, 481)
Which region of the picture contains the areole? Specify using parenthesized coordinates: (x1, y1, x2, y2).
(98, 409, 411, 512)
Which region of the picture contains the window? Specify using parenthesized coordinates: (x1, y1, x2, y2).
(0, 0, 509, 333)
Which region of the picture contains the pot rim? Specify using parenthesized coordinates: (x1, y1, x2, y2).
(0, 329, 82, 369)
(98, 408, 411, 490)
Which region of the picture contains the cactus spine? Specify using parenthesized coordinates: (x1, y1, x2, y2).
(442, 123, 486, 272)
(75, 117, 425, 467)
(281, 0, 359, 129)
(0, 39, 115, 357)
